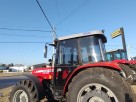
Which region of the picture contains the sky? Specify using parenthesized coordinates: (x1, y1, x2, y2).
(0, 0, 136, 65)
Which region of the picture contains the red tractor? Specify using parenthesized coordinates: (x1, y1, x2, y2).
(106, 49, 136, 66)
(10, 31, 135, 102)
(105, 49, 136, 84)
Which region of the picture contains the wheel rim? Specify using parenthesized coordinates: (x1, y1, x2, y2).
(89, 96, 104, 102)
(13, 90, 28, 102)
(121, 70, 127, 78)
(77, 83, 118, 102)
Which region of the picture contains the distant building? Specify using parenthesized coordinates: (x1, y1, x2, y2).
(9, 64, 28, 72)
(0, 64, 8, 70)
(0, 66, 7, 70)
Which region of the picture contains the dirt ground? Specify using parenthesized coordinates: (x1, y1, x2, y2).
(0, 87, 12, 102)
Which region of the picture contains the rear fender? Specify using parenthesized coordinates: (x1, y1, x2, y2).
(63, 62, 122, 95)
(129, 60, 136, 64)
(113, 59, 129, 64)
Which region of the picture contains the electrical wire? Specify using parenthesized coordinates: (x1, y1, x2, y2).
(0, 42, 50, 44)
(0, 27, 52, 32)
(36, 0, 58, 38)
(56, 0, 89, 25)
(57, 27, 77, 34)
(0, 33, 51, 38)
(0, 27, 76, 35)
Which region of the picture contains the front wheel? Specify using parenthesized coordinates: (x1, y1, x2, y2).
(67, 68, 135, 102)
(10, 80, 39, 102)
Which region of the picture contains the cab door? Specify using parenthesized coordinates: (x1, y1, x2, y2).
(54, 39, 79, 89)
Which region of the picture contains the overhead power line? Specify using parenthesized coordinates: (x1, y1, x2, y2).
(57, 27, 77, 34)
(36, 0, 58, 38)
(0, 27, 52, 32)
(0, 33, 51, 38)
(0, 42, 50, 44)
(56, 0, 89, 25)
(0, 27, 76, 35)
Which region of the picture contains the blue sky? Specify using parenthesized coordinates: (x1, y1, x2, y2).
(0, 0, 136, 65)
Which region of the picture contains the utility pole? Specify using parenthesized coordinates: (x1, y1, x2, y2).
(52, 26, 56, 54)
(52, 26, 57, 67)
(120, 28, 127, 51)
(120, 28, 128, 59)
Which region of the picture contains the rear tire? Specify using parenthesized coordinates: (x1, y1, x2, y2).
(132, 64, 136, 71)
(119, 64, 133, 84)
(67, 68, 135, 102)
(10, 80, 38, 102)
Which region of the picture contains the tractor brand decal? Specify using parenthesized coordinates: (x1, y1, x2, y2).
(35, 69, 54, 74)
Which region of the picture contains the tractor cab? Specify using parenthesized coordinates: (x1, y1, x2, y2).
(48, 31, 107, 88)
(106, 49, 128, 61)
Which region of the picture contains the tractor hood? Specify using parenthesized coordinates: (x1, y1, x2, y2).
(32, 67, 54, 80)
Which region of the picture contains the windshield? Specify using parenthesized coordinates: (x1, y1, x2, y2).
(106, 53, 113, 61)
(106, 50, 127, 61)
(114, 51, 127, 60)
(79, 36, 105, 63)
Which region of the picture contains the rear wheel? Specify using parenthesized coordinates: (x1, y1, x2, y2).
(131, 64, 136, 71)
(10, 80, 38, 102)
(67, 68, 135, 102)
(119, 64, 133, 84)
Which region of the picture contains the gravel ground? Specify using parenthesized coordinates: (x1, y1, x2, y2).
(0, 87, 11, 102)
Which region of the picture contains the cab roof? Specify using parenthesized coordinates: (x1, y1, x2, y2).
(106, 49, 125, 53)
(58, 30, 107, 43)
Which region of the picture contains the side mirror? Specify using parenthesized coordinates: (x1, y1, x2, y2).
(44, 44, 47, 58)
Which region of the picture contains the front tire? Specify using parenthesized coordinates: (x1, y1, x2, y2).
(10, 80, 38, 102)
(67, 68, 135, 102)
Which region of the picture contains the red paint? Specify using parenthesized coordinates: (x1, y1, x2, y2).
(32, 67, 54, 81)
(112, 59, 136, 65)
(112, 59, 129, 64)
(129, 60, 136, 64)
(32, 62, 122, 95)
(63, 61, 122, 95)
